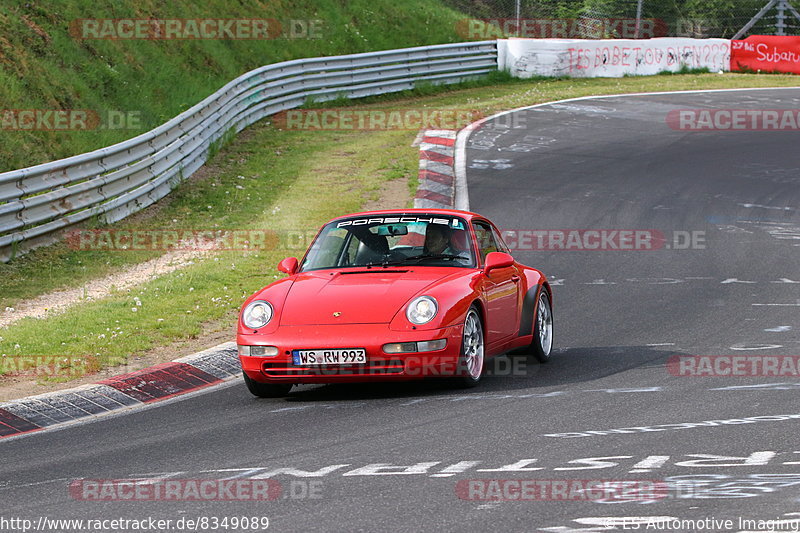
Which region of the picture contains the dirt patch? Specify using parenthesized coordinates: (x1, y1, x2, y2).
(0, 128, 262, 330)
(21, 15, 51, 43)
(362, 176, 411, 211)
(0, 249, 212, 329)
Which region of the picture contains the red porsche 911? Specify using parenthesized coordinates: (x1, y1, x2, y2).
(237, 209, 553, 397)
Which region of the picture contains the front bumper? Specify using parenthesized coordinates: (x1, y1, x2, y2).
(238, 323, 463, 384)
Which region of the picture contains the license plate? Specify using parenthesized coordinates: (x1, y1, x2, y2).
(292, 349, 367, 366)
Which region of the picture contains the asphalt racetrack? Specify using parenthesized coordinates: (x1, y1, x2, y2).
(2, 88, 799, 532)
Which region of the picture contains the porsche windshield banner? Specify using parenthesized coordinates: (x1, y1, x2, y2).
(336, 216, 463, 229)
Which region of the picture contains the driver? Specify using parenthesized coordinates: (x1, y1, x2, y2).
(424, 224, 469, 258)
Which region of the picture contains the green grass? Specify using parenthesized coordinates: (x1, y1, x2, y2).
(0, 0, 470, 171)
(2, 71, 800, 379)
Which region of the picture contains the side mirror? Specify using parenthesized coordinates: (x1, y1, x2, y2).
(483, 251, 514, 275)
(277, 257, 299, 275)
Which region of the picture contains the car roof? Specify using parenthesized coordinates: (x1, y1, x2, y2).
(324, 208, 485, 225)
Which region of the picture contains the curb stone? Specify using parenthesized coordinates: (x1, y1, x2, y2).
(0, 342, 239, 440)
(414, 130, 457, 209)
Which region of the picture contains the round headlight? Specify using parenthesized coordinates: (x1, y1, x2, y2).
(406, 296, 438, 325)
(242, 300, 273, 329)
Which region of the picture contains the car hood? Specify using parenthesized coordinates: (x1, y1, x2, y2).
(279, 268, 457, 325)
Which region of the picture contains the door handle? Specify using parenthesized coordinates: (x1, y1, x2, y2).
(511, 275, 521, 283)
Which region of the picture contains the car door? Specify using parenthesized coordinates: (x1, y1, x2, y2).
(473, 221, 520, 343)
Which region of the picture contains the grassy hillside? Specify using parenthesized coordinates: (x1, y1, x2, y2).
(0, 0, 468, 171)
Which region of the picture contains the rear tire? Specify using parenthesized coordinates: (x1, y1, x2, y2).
(531, 288, 553, 363)
(454, 306, 485, 388)
(243, 372, 293, 398)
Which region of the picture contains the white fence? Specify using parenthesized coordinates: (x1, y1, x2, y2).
(499, 38, 731, 78)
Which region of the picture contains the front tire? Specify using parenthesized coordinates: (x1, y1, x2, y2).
(243, 372, 292, 398)
(531, 288, 553, 363)
(455, 306, 485, 388)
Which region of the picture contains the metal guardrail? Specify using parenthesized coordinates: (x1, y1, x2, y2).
(0, 41, 498, 262)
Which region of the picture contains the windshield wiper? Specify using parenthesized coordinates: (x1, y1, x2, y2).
(360, 253, 470, 268)
(361, 258, 413, 268)
(402, 253, 470, 263)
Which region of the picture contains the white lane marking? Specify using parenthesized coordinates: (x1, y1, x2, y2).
(0, 477, 74, 491)
(721, 278, 756, 284)
(730, 343, 783, 350)
(552, 456, 633, 471)
(783, 452, 800, 466)
(250, 464, 352, 479)
(543, 417, 800, 439)
(454, 126, 471, 210)
(753, 302, 800, 306)
(739, 203, 794, 211)
(716, 224, 754, 234)
(468, 159, 514, 170)
(585, 388, 662, 393)
(342, 462, 441, 476)
(430, 461, 481, 477)
(145, 451, 800, 485)
(673, 452, 776, 467)
(628, 456, 671, 473)
(712, 383, 800, 391)
(399, 398, 427, 406)
(476, 459, 543, 473)
(475, 503, 503, 510)
(270, 406, 312, 412)
(765, 326, 792, 332)
(646, 343, 675, 346)
(547, 103, 617, 114)
(270, 402, 367, 413)
(625, 277, 684, 284)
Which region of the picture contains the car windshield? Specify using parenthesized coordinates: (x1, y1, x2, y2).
(300, 215, 476, 271)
